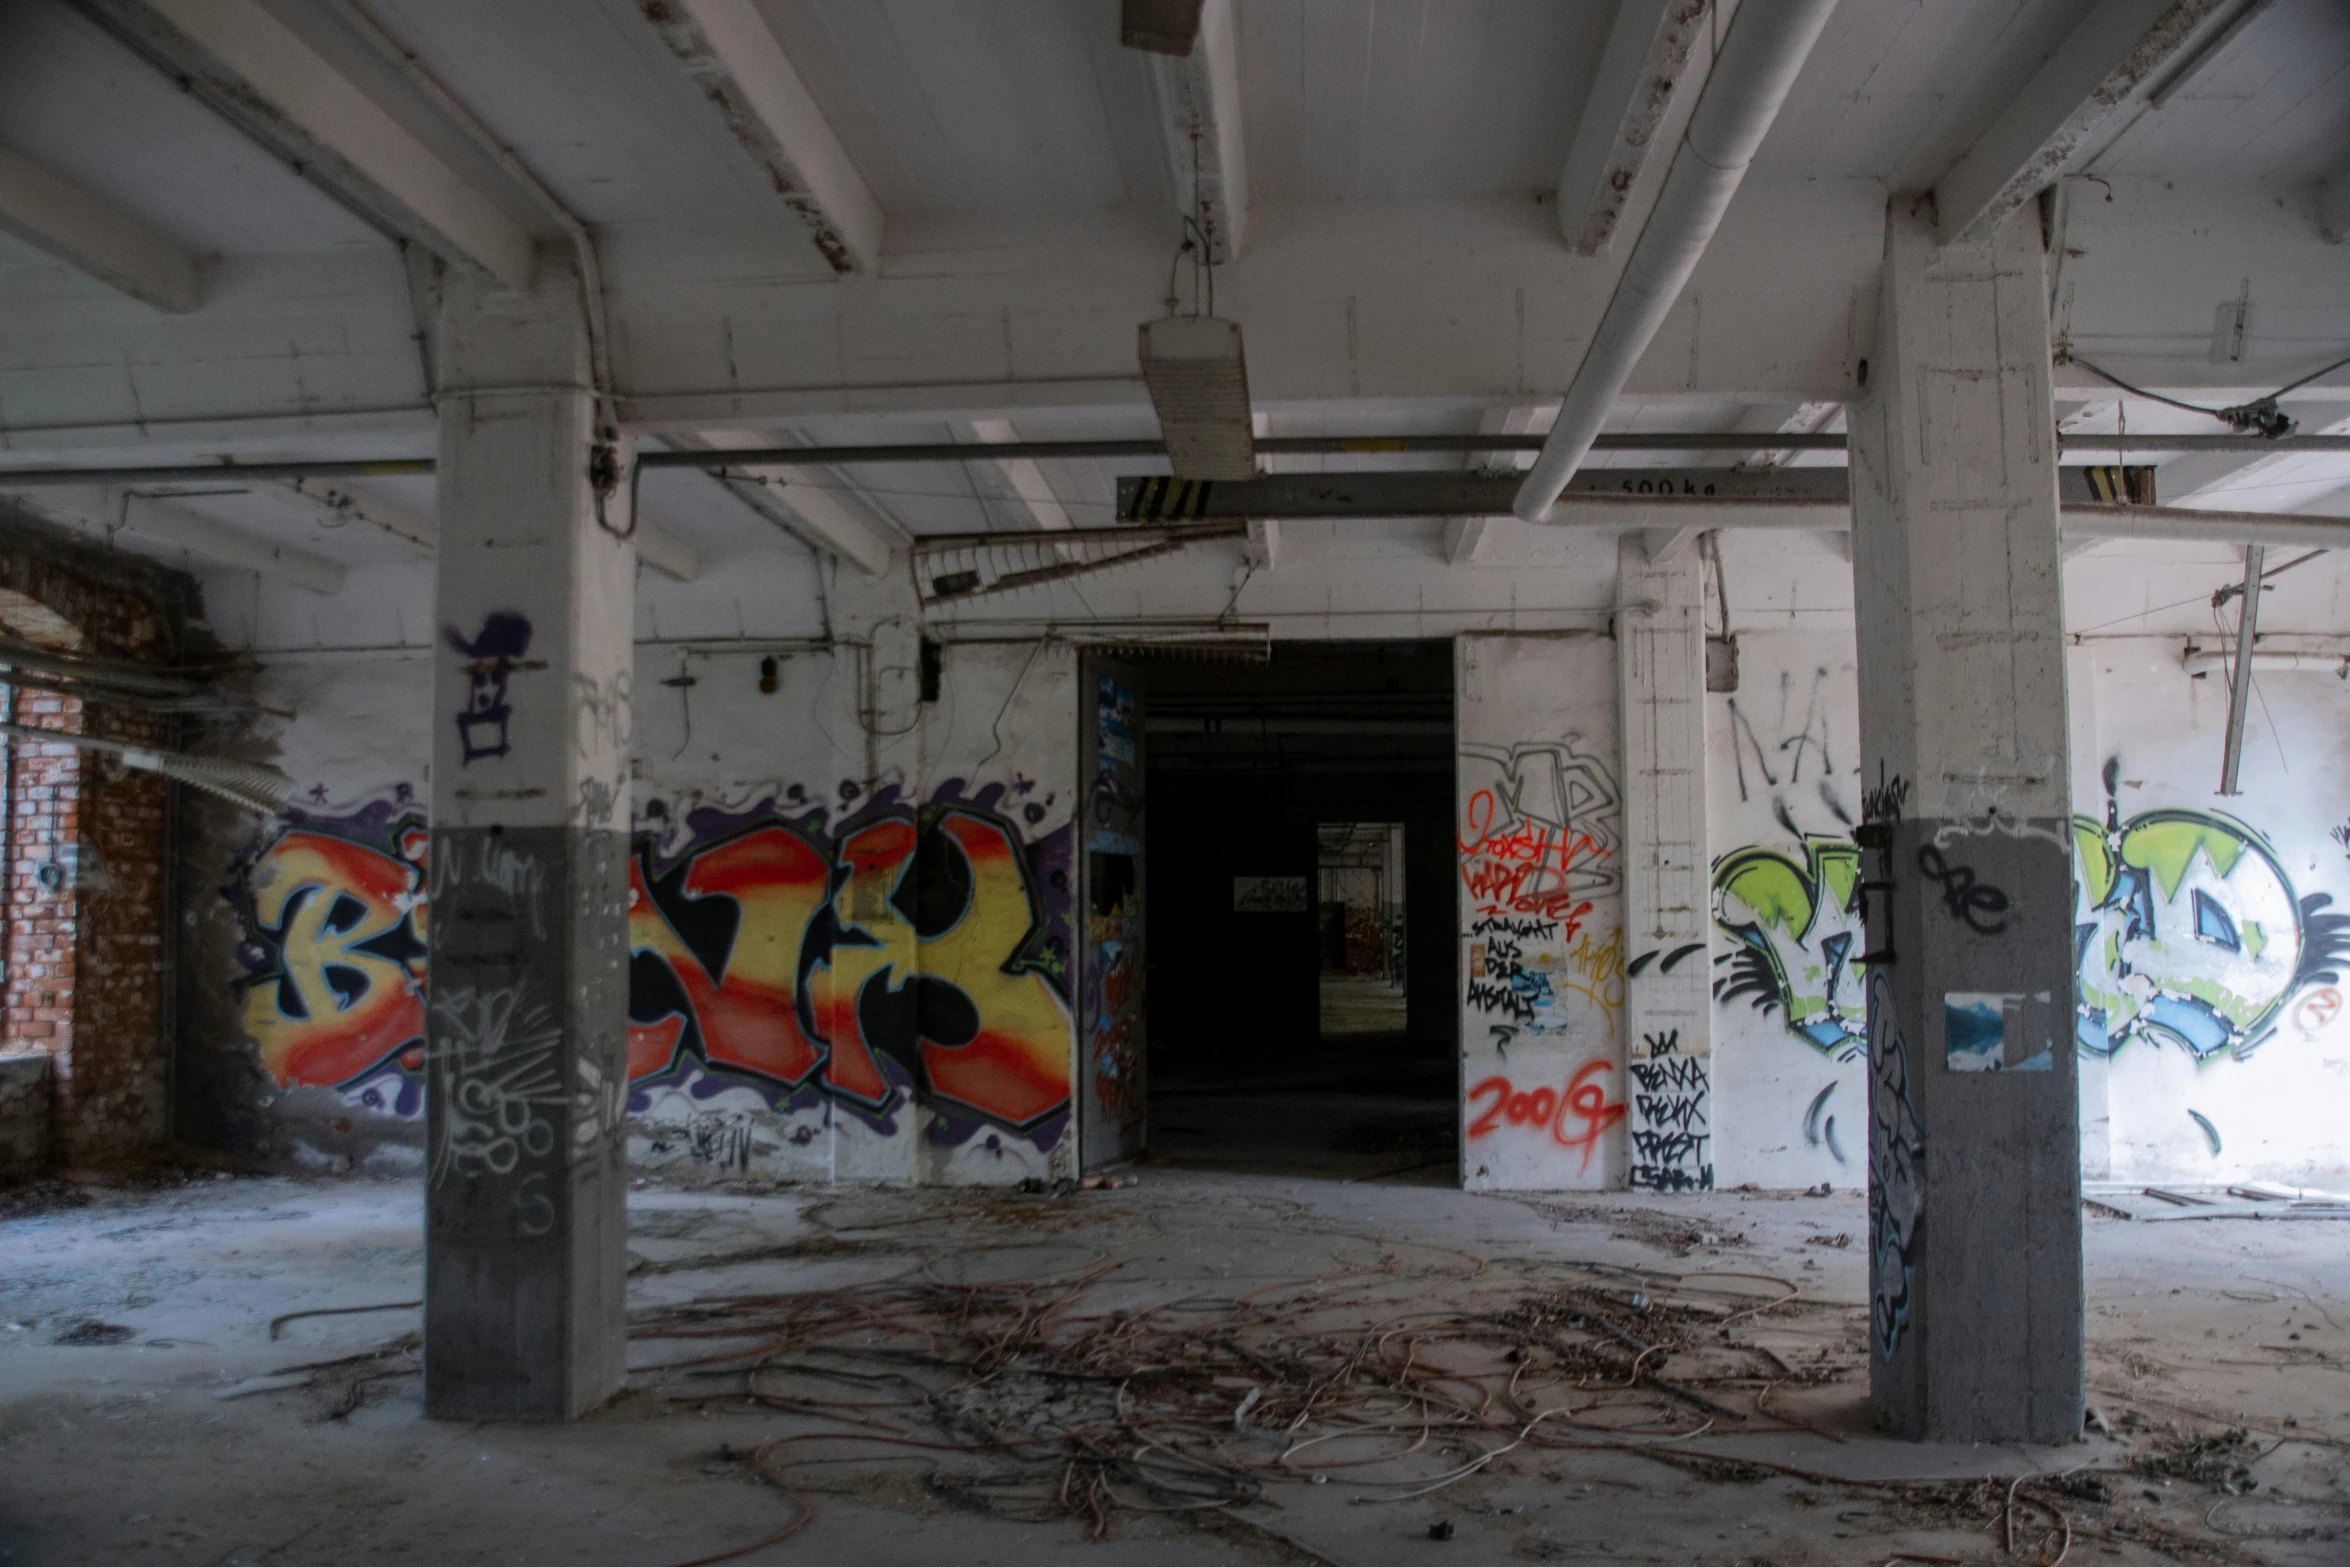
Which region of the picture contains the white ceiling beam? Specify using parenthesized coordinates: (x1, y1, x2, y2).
(2147, 412, 2350, 512)
(1640, 525, 1700, 564)
(2320, 171, 2350, 245)
(1146, 0, 1248, 263)
(1442, 518, 1491, 565)
(1244, 518, 1279, 569)
(276, 475, 699, 583)
(13, 483, 343, 594)
(671, 431, 904, 576)
(77, 0, 536, 289)
(1555, 0, 1712, 255)
(1731, 400, 1841, 469)
(1932, 0, 2235, 246)
(277, 476, 435, 552)
(639, 0, 883, 276)
(958, 420, 1076, 532)
(0, 144, 207, 313)
(632, 521, 702, 584)
(1443, 406, 1546, 565)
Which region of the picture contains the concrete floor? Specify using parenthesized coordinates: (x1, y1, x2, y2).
(1319, 975, 1410, 1037)
(2, 1162, 2345, 1566)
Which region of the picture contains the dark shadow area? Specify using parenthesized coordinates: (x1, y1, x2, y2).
(1141, 641, 1456, 1180)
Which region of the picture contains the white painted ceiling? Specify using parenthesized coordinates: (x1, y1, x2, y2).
(0, 0, 2345, 606)
(0, 0, 383, 255)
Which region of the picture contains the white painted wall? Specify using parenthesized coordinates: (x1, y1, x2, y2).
(203, 527, 2350, 1191)
(1456, 632, 1626, 1191)
(221, 621, 1081, 1188)
(2078, 644, 2350, 1188)
(1706, 631, 1868, 1190)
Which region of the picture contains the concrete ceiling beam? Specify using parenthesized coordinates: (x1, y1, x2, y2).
(1932, 0, 2236, 246)
(0, 144, 208, 313)
(1244, 518, 1278, 569)
(76, 0, 536, 288)
(17, 483, 343, 594)
(1555, 0, 1711, 256)
(2320, 168, 2350, 245)
(638, 0, 884, 276)
(1145, 0, 1248, 263)
(668, 432, 904, 576)
(956, 420, 1077, 533)
(275, 474, 701, 584)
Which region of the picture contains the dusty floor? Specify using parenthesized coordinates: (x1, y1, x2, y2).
(1319, 976, 1410, 1037)
(1, 1164, 2346, 1566)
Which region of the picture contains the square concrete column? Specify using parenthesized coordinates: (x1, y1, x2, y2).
(1617, 539, 1714, 1191)
(426, 258, 634, 1421)
(1850, 198, 2083, 1443)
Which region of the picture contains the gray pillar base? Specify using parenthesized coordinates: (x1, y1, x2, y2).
(1868, 815, 2084, 1445)
(425, 826, 628, 1422)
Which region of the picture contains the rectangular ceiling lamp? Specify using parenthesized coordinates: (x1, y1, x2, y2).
(1139, 315, 1256, 481)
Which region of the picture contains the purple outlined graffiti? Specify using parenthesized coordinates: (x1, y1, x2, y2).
(445, 611, 533, 764)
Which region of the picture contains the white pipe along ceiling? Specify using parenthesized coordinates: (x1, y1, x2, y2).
(1514, 0, 1844, 522)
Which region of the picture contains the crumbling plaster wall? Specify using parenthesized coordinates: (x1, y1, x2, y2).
(0, 506, 199, 1172)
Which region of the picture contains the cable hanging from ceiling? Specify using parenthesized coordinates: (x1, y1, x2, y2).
(2060, 345, 2350, 440)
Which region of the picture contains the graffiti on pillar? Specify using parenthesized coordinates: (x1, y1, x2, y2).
(1626, 1032, 1712, 1192)
(1712, 835, 1868, 1060)
(445, 611, 533, 764)
(1457, 739, 1620, 925)
(1464, 1059, 1625, 1176)
(2073, 805, 2350, 1061)
(1460, 740, 1621, 1042)
(229, 793, 430, 1114)
(230, 781, 1076, 1146)
(1867, 970, 1924, 1361)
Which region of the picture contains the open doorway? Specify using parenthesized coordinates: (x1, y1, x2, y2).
(1317, 822, 1407, 1038)
(1140, 641, 1457, 1181)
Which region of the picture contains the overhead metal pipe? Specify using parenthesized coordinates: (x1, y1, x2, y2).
(2219, 544, 2266, 795)
(1513, 0, 1842, 521)
(0, 433, 2344, 490)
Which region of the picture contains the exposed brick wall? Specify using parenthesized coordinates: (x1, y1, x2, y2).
(0, 506, 197, 1171)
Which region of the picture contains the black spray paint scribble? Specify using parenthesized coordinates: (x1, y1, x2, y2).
(1914, 845, 2009, 935)
(1868, 970, 1924, 1361)
(1861, 764, 1910, 826)
(1802, 1081, 1848, 1166)
(1625, 942, 1706, 978)
(1627, 1046, 1712, 1193)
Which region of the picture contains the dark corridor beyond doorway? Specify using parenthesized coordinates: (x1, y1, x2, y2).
(1142, 641, 1456, 1179)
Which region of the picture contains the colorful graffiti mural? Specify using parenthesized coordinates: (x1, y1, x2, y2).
(631, 790, 1072, 1134)
(1713, 835, 1866, 1060)
(1457, 740, 1619, 931)
(1459, 739, 1622, 1041)
(2072, 807, 2350, 1061)
(1714, 806, 2350, 1066)
(232, 796, 430, 1114)
(232, 783, 1076, 1140)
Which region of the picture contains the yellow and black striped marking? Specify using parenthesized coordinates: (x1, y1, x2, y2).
(1119, 476, 1216, 521)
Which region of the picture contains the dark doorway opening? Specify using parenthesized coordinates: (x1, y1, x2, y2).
(1142, 641, 1456, 1181)
(1318, 822, 1407, 1037)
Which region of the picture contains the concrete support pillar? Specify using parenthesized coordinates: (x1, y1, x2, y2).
(1850, 198, 2083, 1443)
(1617, 539, 1713, 1191)
(425, 257, 634, 1421)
